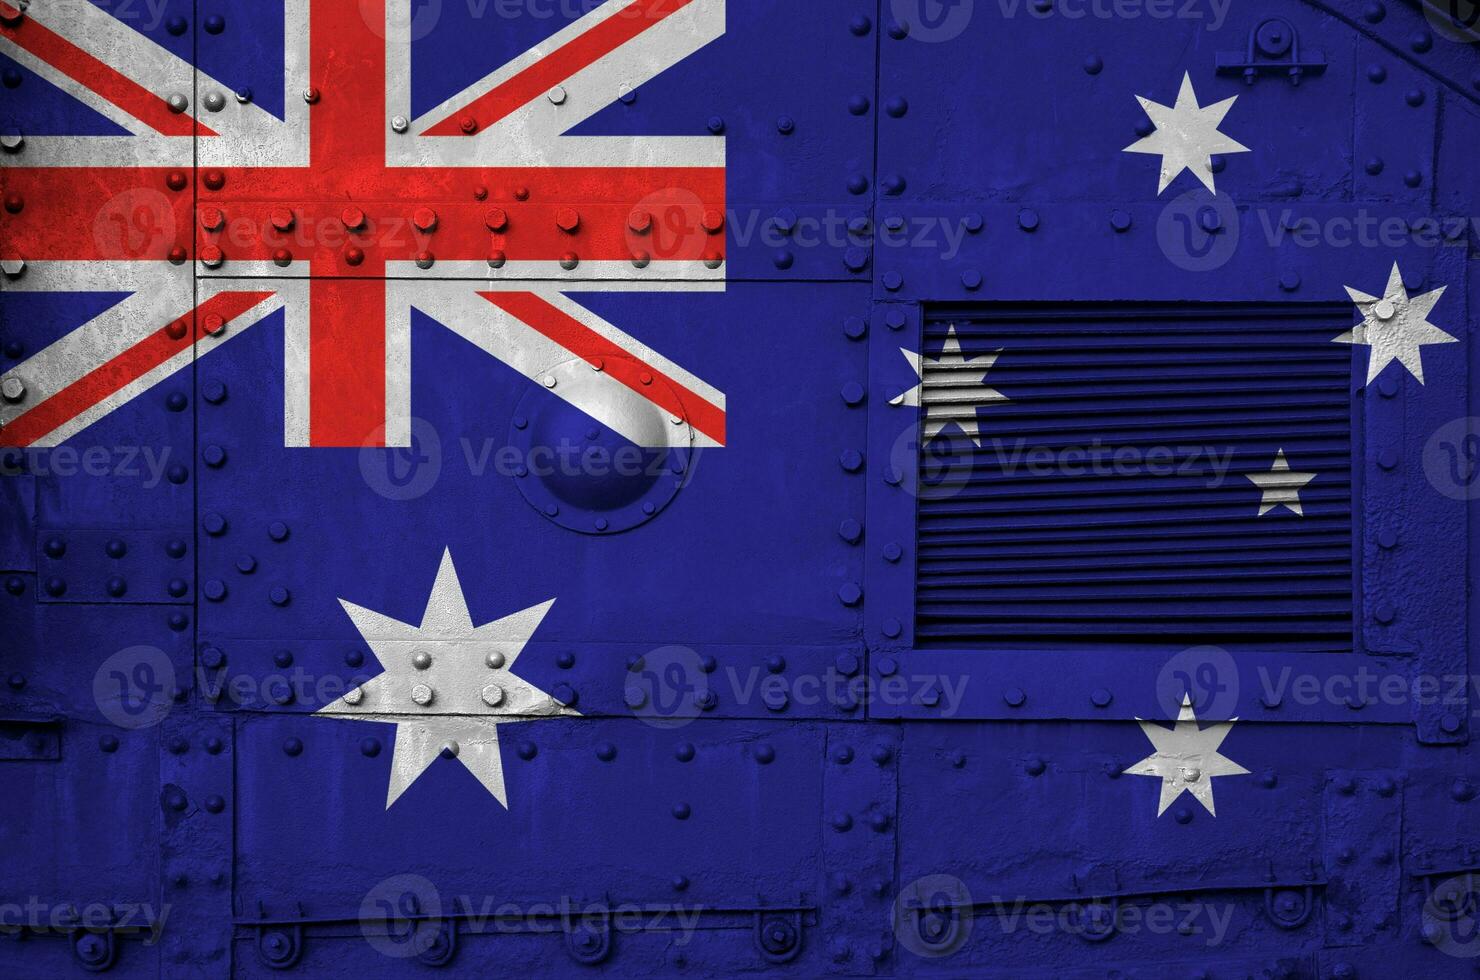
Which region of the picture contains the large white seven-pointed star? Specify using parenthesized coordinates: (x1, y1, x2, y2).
(1125, 695, 1248, 817)
(1337, 262, 1455, 384)
(888, 325, 1007, 447)
(1244, 449, 1316, 517)
(317, 549, 576, 809)
(1123, 73, 1249, 195)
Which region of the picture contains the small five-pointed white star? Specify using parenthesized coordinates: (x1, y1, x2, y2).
(1337, 262, 1455, 384)
(1123, 72, 1249, 195)
(1244, 449, 1316, 517)
(1125, 695, 1248, 817)
(888, 325, 1007, 447)
(317, 549, 576, 809)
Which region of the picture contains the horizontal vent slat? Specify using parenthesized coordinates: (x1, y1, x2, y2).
(914, 306, 1354, 650)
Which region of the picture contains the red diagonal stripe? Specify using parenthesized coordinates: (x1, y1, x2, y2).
(479, 291, 724, 446)
(0, 6, 215, 137)
(0, 291, 272, 447)
(422, 0, 696, 135)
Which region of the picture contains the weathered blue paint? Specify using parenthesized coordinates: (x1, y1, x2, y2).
(2, 1, 1479, 977)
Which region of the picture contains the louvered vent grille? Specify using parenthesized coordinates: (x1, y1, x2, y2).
(914, 304, 1355, 651)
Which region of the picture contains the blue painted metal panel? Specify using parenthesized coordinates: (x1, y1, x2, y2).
(0, 0, 1477, 977)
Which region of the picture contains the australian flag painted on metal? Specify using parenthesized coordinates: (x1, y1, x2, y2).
(2, 0, 1480, 976)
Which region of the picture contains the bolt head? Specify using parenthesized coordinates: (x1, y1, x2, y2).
(1, 377, 25, 402)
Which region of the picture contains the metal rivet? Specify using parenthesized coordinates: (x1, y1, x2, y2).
(1004, 688, 1026, 708)
(548, 85, 567, 105)
(302, 87, 320, 104)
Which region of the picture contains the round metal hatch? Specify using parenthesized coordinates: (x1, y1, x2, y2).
(508, 356, 694, 534)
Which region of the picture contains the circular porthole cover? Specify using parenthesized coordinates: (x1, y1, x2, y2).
(508, 357, 694, 534)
